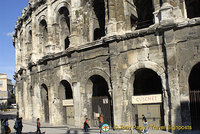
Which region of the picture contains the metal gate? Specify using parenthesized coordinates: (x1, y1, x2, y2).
(92, 96, 112, 127)
(66, 106, 74, 125)
(44, 100, 49, 123)
(190, 90, 200, 130)
(137, 104, 162, 127)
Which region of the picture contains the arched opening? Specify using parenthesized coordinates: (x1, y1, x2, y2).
(188, 62, 200, 130)
(92, 0, 105, 40)
(133, 0, 154, 29)
(59, 80, 73, 100)
(58, 80, 74, 125)
(39, 20, 48, 43)
(28, 30, 32, 43)
(134, 68, 162, 95)
(185, 0, 200, 19)
(41, 84, 49, 123)
(58, 7, 70, 50)
(64, 37, 70, 49)
(27, 30, 32, 53)
(86, 75, 113, 127)
(58, 7, 70, 31)
(133, 68, 164, 127)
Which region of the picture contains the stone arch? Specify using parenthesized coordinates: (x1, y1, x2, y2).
(81, 68, 111, 92)
(40, 83, 49, 123)
(122, 61, 168, 126)
(38, 15, 47, 25)
(92, 0, 106, 40)
(180, 55, 200, 97)
(123, 61, 166, 92)
(54, 1, 71, 24)
(26, 26, 32, 43)
(179, 55, 200, 126)
(53, 1, 71, 50)
(81, 68, 113, 126)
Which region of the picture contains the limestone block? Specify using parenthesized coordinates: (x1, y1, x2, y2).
(164, 29, 175, 44)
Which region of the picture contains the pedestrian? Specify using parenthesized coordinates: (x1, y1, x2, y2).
(14, 117, 19, 134)
(3, 118, 10, 134)
(18, 117, 23, 134)
(83, 117, 90, 132)
(36, 118, 41, 134)
(142, 115, 148, 134)
(98, 113, 103, 133)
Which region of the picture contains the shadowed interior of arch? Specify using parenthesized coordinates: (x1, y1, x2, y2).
(188, 62, 200, 130)
(90, 75, 109, 97)
(133, 68, 162, 95)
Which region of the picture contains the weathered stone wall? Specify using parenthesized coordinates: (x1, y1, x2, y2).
(13, 0, 200, 132)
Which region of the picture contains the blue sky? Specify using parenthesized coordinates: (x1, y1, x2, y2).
(0, 1, 28, 83)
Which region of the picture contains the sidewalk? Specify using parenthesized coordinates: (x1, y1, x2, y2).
(0, 111, 199, 134)
(7, 118, 172, 134)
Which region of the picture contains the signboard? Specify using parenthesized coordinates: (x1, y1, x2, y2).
(63, 99, 74, 106)
(132, 94, 162, 104)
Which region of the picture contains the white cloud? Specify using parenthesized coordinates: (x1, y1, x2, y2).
(6, 31, 15, 37)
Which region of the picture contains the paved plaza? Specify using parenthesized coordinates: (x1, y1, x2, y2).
(0, 110, 199, 134)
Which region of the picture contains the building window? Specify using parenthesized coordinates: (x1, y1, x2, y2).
(0, 81, 3, 87)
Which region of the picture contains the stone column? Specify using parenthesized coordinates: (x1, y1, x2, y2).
(46, 0, 55, 54)
(22, 78, 29, 120)
(159, 1, 174, 23)
(73, 82, 82, 127)
(18, 82, 25, 118)
(163, 29, 182, 131)
(115, 0, 125, 33)
(31, 11, 38, 63)
(107, 0, 117, 35)
(153, 0, 162, 24)
(109, 42, 124, 126)
(70, 0, 81, 48)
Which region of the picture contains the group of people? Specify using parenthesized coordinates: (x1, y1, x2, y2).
(83, 113, 104, 133)
(1, 117, 41, 134)
(83, 114, 148, 134)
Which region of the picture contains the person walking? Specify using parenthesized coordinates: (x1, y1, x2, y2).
(14, 117, 20, 134)
(3, 118, 9, 134)
(84, 117, 90, 132)
(142, 115, 148, 134)
(98, 114, 103, 133)
(17, 117, 23, 134)
(36, 118, 41, 134)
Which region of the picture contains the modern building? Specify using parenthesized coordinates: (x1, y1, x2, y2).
(13, 0, 200, 131)
(0, 73, 15, 106)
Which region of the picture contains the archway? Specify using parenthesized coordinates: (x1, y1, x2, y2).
(133, 68, 164, 127)
(185, 0, 200, 19)
(41, 84, 49, 123)
(57, 7, 70, 50)
(133, 0, 154, 29)
(87, 75, 113, 127)
(189, 62, 200, 130)
(58, 80, 74, 125)
(92, 0, 105, 40)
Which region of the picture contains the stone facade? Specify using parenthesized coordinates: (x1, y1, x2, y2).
(13, 0, 200, 131)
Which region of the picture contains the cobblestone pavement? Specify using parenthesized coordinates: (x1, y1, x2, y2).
(0, 110, 199, 134)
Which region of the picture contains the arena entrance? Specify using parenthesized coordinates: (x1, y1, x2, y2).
(132, 68, 164, 127)
(59, 80, 74, 125)
(89, 75, 113, 127)
(189, 62, 200, 130)
(41, 84, 49, 123)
